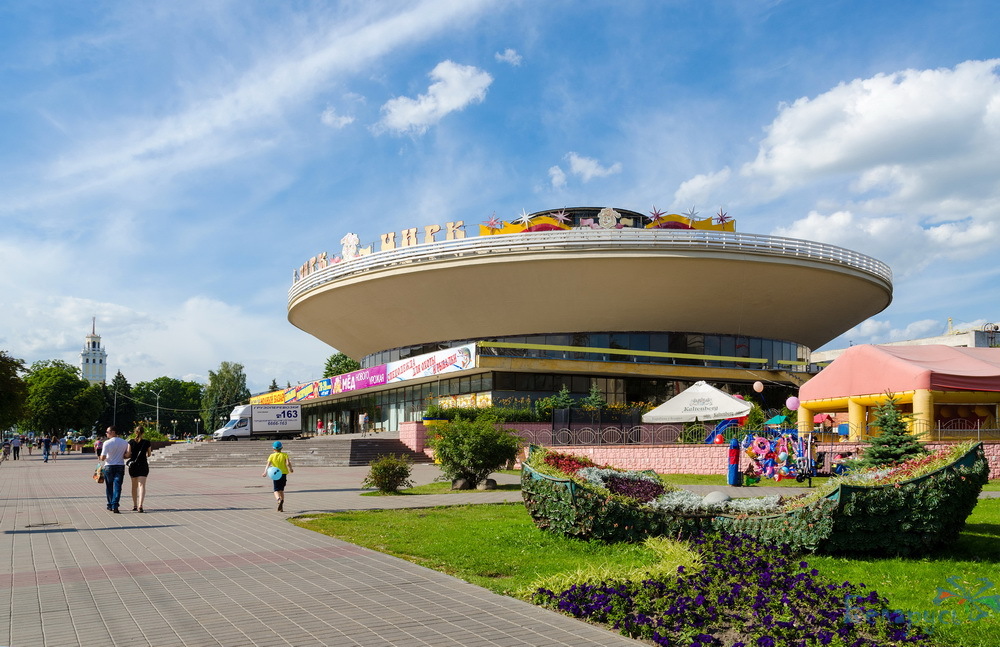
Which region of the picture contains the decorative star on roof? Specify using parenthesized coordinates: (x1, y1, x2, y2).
(484, 212, 503, 229)
(550, 209, 571, 224)
(715, 208, 730, 224)
(648, 206, 665, 221)
(516, 209, 533, 227)
(682, 206, 699, 219)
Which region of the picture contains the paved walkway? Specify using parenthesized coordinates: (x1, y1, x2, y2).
(0, 452, 646, 647)
(2, 452, 994, 646)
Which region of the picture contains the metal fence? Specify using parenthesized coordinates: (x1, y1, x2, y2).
(512, 420, 1000, 447)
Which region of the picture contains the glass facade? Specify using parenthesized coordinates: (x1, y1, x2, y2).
(362, 331, 808, 370)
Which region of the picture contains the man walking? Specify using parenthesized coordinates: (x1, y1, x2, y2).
(11, 436, 20, 460)
(41, 435, 51, 462)
(99, 427, 130, 513)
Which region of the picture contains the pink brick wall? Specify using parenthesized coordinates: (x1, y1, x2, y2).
(398, 421, 1000, 479)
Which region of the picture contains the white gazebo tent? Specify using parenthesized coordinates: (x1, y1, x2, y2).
(642, 380, 751, 423)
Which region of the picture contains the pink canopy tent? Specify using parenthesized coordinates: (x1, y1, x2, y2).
(801, 345, 1000, 400)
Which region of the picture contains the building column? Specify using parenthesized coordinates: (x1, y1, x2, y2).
(848, 398, 866, 441)
(911, 388, 934, 441)
(797, 404, 813, 438)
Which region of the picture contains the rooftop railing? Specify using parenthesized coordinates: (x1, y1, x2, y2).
(289, 229, 893, 305)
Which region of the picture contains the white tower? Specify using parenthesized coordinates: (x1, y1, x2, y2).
(80, 317, 108, 384)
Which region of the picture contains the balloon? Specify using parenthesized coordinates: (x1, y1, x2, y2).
(786, 396, 800, 410)
(778, 452, 788, 462)
(266, 466, 283, 480)
(753, 381, 764, 393)
(780, 466, 789, 475)
(714, 434, 725, 444)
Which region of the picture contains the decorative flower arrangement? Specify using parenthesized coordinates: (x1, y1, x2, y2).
(783, 441, 981, 512)
(533, 531, 936, 646)
(577, 467, 667, 504)
(523, 442, 989, 555)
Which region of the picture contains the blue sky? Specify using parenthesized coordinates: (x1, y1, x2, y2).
(2, 1, 999, 393)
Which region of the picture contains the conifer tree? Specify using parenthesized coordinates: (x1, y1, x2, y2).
(860, 396, 927, 467)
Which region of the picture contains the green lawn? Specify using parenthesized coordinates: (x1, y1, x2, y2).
(293, 497, 999, 646)
(293, 502, 667, 596)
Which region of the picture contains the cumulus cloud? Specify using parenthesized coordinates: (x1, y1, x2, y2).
(376, 60, 493, 135)
(741, 59, 1000, 219)
(841, 318, 944, 345)
(674, 168, 732, 208)
(320, 107, 354, 128)
(494, 48, 522, 66)
(565, 152, 622, 182)
(548, 165, 567, 188)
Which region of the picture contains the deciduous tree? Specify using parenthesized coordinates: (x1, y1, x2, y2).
(0, 351, 28, 431)
(201, 361, 251, 433)
(323, 352, 360, 378)
(24, 361, 104, 435)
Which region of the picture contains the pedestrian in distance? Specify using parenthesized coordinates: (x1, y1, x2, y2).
(127, 426, 152, 512)
(262, 441, 293, 512)
(59, 435, 67, 456)
(41, 435, 51, 462)
(11, 436, 20, 460)
(99, 427, 130, 513)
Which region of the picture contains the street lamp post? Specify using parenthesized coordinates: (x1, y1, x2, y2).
(195, 418, 201, 437)
(151, 389, 163, 433)
(171, 419, 178, 438)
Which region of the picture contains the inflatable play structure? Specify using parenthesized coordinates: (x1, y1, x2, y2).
(521, 442, 989, 556)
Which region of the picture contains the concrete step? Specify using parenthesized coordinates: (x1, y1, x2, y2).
(149, 436, 432, 468)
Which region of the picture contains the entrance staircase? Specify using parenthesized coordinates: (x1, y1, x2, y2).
(148, 434, 432, 468)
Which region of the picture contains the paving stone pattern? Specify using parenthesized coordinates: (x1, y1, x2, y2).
(0, 449, 645, 647)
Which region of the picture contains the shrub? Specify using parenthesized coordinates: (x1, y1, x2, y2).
(362, 454, 414, 493)
(428, 417, 522, 489)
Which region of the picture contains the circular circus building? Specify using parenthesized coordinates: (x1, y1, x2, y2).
(282, 207, 892, 434)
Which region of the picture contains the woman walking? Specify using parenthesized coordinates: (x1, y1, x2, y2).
(262, 441, 293, 512)
(128, 426, 152, 512)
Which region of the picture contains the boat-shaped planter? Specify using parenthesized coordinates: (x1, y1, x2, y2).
(521, 442, 989, 556)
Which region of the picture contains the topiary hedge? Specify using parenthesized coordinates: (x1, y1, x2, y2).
(521, 442, 989, 556)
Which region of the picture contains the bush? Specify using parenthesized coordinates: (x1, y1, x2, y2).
(362, 454, 414, 493)
(428, 417, 522, 489)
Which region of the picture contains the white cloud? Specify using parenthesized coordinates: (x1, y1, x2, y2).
(495, 48, 522, 66)
(741, 59, 1000, 221)
(548, 165, 567, 188)
(673, 168, 732, 208)
(840, 318, 944, 345)
(376, 60, 493, 135)
(565, 152, 622, 182)
(320, 107, 355, 128)
(3, 1, 492, 218)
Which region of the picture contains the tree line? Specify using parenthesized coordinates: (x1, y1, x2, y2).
(0, 351, 253, 438)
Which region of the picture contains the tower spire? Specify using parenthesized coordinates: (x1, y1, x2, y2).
(92, 316, 96, 335)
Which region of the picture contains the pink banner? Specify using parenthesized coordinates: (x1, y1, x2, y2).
(330, 365, 388, 395)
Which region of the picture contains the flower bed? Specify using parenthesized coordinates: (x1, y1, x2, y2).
(521, 442, 989, 555)
(533, 531, 936, 646)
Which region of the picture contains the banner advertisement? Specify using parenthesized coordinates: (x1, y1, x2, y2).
(252, 391, 286, 405)
(331, 365, 388, 395)
(386, 344, 476, 383)
(436, 392, 492, 409)
(252, 344, 477, 404)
